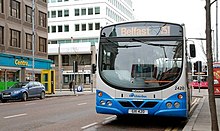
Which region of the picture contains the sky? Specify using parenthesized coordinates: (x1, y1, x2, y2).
(132, 0, 219, 62)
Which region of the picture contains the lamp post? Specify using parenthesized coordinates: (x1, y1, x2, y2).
(58, 42, 62, 91)
(32, 0, 35, 81)
(216, 0, 218, 61)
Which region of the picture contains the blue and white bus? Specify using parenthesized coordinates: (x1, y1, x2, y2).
(95, 21, 195, 118)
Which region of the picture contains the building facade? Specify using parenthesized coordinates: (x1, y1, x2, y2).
(48, 0, 134, 89)
(0, 0, 52, 90)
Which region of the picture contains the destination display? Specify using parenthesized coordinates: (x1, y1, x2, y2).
(101, 22, 183, 37)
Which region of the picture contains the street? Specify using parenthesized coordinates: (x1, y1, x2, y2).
(0, 93, 191, 131)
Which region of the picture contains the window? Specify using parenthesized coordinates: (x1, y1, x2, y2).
(64, 25, 69, 32)
(64, 9, 69, 17)
(51, 0, 56, 3)
(75, 24, 79, 31)
(51, 26, 56, 33)
(39, 37, 47, 52)
(48, 26, 50, 33)
(48, 11, 50, 18)
(75, 9, 79, 16)
(26, 5, 32, 23)
(10, 29, 20, 48)
(58, 0, 62, 2)
(95, 7, 100, 14)
(95, 23, 100, 30)
(81, 8, 86, 15)
(10, 0, 20, 19)
(64, 0, 68, 1)
(81, 24, 86, 31)
(58, 10, 62, 17)
(88, 8, 93, 15)
(62, 55, 69, 66)
(0, 0, 3, 13)
(0, 26, 3, 45)
(58, 25, 62, 32)
(88, 23, 93, 30)
(51, 10, 56, 18)
(26, 33, 32, 50)
(39, 11, 47, 27)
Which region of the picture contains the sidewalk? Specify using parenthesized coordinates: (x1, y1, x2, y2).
(183, 88, 220, 131)
(45, 88, 96, 97)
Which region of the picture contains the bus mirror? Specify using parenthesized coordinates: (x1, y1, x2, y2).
(190, 44, 196, 57)
(91, 64, 96, 74)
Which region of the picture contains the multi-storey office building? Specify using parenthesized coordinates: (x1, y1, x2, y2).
(48, 0, 134, 89)
(0, 0, 52, 90)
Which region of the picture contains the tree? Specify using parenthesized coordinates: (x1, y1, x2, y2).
(206, 0, 219, 130)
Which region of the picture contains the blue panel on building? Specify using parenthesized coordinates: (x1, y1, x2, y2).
(0, 53, 53, 69)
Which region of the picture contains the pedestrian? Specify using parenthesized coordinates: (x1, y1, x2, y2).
(72, 80, 76, 94)
(69, 81, 73, 91)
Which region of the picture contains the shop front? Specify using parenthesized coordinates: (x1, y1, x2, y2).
(0, 53, 52, 91)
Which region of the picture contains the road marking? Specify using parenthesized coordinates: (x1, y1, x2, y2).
(4, 113, 27, 119)
(77, 102, 87, 106)
(25, 103, 36, 106)
(191, 98, 200, 106)
(81, 122, 97, 130)
(102, 116, 116, 124)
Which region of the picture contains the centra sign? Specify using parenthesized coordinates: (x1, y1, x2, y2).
(14, 59, 28, 66)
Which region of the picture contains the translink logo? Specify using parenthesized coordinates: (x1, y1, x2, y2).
(129, 93, 147, 98)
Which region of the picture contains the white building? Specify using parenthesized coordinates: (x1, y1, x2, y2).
(47, 0, 134, 89)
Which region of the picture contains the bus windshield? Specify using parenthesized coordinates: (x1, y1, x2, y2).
(98, 22, 183, 90)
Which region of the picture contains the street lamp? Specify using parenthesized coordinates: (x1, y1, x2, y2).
(215, 0, 218, 61)
(32, 0, 35, 81)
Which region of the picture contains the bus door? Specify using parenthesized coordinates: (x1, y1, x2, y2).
(41, 70, 55, 94)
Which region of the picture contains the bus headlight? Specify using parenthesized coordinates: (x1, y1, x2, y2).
(174, 102, 180, 108)
(106, 100, 112, 106)
(100, 100, 105, 105)
(214, 79, 219, 85)
(166, 102, 172, 108)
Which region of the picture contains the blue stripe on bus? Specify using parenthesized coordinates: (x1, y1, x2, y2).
(96, 90, 188, 118)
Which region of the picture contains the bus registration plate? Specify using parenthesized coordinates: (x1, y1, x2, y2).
(128, 109, 148, 114)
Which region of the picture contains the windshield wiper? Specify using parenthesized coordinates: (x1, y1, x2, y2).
(131, 38, 177, 47)
(118, 45, 141, 48)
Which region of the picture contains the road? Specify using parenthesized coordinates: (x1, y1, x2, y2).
(0, 94, 192, 131)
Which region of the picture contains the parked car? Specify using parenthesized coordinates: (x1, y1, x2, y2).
(0, 81, 46, 103)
